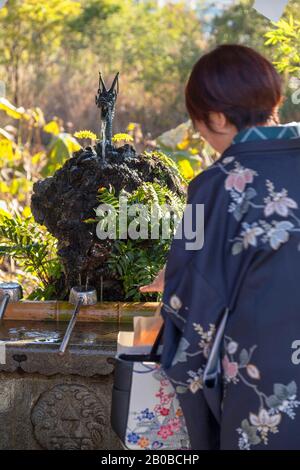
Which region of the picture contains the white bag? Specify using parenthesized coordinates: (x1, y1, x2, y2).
(111, 326, 191, 450)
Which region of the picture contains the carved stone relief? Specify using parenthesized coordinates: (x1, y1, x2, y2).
(31, 384, 106, 450)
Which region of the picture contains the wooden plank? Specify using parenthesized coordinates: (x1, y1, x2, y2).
(119, 302, 159, 323)
(3, 301, 160, 323)
(56, 301, 119, 322)
(5, 301, 57, 321)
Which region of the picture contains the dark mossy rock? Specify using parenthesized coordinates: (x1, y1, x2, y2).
(31, 144, 184, 300)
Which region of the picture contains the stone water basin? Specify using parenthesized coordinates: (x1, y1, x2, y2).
(0, 301, 157, 450)
(0, 320, 122, 346)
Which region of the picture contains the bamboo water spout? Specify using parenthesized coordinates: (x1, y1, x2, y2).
(0, 282, 23, 322)
(59, 286, 97, 355)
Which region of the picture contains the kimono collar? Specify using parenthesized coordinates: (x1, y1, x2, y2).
(232, 122, 300, 145)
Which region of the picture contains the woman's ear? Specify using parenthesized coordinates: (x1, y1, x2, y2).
(208, 112, 228, 133)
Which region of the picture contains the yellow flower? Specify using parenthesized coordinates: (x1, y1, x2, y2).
(127, 122, 136, 131)
(177, 137, 189, 151)
(44, 120, 60, 135)
(178, 159, 194, 180)
(74, 130, 97, 140)
(112, 133, 133, 143)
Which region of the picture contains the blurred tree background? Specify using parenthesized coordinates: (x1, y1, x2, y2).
(210, 0, 300, 122)
(1, 0, 300, 140)
(0, 0, 300, 298)
(0, 0, 205, 135)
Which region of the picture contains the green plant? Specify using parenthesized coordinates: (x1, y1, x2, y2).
(156, 121, 217, 181)
(156, 120, 216, 181)
(265, 16, 300, 74)
(0, 98, 81, 208)
(108, 239, 169, 300)
(264, 6, 300, 123)
(93, 182, 185, 301)
(0, 209, 63, 300)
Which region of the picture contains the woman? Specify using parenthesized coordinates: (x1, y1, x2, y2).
(141, 45, 300, 450)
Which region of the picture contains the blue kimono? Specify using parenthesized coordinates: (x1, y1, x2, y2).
(160, 123, 300, 450)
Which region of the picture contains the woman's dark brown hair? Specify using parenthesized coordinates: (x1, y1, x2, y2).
(185, 44, 283, 132)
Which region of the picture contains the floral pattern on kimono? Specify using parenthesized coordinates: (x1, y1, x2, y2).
(221, 335, 300, 449)
(163, 293, 300, 450)
(212, 157, 300, 255)
(160, 123, 300, 450)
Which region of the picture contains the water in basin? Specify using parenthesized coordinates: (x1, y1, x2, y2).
(0, 320, 131, 347)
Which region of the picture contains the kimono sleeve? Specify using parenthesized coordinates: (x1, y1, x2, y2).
(159, 170, 229, 449)
(160, 169, 229, 370)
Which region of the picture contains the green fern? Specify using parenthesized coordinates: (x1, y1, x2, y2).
(95, 182, 184, 300)
(97, 185, 123, 210)
(144, 150, 187, 186)
(0, 214, 62, 299)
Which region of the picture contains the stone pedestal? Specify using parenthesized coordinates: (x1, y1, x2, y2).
(0, 321, 125, 450)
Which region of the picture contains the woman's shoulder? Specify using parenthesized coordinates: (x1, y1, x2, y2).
(187, 155, 242, 204)
(187, 158, 228, 200)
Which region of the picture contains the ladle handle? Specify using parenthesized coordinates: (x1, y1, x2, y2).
(0, 293, 10, 322)
(59, 297, 84, 355)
